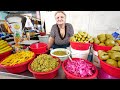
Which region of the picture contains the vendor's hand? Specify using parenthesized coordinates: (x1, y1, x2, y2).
(47, 46, 50, 51)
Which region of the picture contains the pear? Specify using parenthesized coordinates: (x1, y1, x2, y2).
(97, 34, 106, 39)
(99, 51, 109, 60)
(105, 39, 115, 47)
(94, 37, 100, 44)
(97, 34, 106, 43)
(114, 42, 119, 46)
(118, 61, 120, 68)
(110, 52, 120, 61)
(107, 50, 117, 57)
(111, 46, 120, 52)
(106, 59, 118, 67)
(116, 40, 120, 45)
(99, 43, 105, 46)
(105, 34, 114, 40)
(99, 37, 106, 43)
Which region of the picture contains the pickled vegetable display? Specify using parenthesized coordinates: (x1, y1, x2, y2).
(70, 31, 93, 43)
(65, 59, 95, 77)
(93, 33, 119, 46)
(31, 54, 59, 72)
(52, 51, 67, 56)
(98, 46, 120, 68)
(0, 50, 34, 66)
(0, 40, 12, 54)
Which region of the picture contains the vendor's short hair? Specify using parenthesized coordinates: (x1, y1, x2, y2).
(55, 11, 66, 17)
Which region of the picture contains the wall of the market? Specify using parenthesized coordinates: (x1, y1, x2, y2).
(40, 11, 120, 37)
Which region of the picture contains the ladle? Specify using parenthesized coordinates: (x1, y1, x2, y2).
(68, 55, 73, 62)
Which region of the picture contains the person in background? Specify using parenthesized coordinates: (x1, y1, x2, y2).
(24, 16, 34, 30)
(48, 11, 74, 49)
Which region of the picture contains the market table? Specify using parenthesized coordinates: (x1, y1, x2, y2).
(0, 66, 66, 79)
(0, 34, 66, 79)
(0, 34, 94, 79)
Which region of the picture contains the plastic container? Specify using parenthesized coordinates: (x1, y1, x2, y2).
(0, 50, 12, 61)
(28, 56, 61, 79)
(39, 32, 46, 36)
(97, 68, 119, 79)
(70, 41, 90, 50)
(93, 43, 112, 51)
(29, 42, 47, 54)
(0, 54, 35, 74)
(70, 47, 89, 60)
(62, 58, 98, 79)
(112, 32, 119, 39)
(92, 50, 100, 68)
(50, 48, 70, 61)
(38, 35, 49, 44)
(99, 57, 120, 78)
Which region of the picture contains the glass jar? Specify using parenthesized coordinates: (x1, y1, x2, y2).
(14, 31, 21, 45)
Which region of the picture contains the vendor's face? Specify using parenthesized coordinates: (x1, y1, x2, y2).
(55, 13, 66, 25)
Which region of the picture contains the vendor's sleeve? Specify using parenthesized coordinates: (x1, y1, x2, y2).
(50, 25, 55, 38)
(68, 23, 74, 37)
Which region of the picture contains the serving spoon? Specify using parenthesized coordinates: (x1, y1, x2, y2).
(68, 54, 73, 62)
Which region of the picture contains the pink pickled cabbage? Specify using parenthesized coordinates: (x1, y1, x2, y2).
(65, 59, 95, 77)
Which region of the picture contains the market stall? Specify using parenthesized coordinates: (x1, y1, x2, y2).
(1, 11, 120, 79)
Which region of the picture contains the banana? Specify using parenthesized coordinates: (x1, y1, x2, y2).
(0, 46, 11, 52)
(0, 40, 4, 43)
(0, 47, 12, 54)
(0, 48, 12, 53)
(0, 41, 8, 46)
(0, 43, 8, 49)
(0, 46, 10, 51)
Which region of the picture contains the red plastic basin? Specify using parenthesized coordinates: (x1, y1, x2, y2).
(62, 58, 98, 79)
(0, 50, 12, 61)
(70, 41, 90, 50)
(0, 53, 35, 74)
(29, 42, 47, 54)
(93, 43, 112, 51)
(39, 32, 46, 36)
(28, 56, 61, 79)
(97, 68, 119, 79)
(98, 57, 120, 78)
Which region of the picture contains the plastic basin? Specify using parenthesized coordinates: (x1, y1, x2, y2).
(28, 56, 61, 79)
(93, 43, 112, 51)
(70, 41, 90, 50)
(62, 58, 98, 79)
(29, 42, 47, 54)
(0, 54, 35, 74)
(39, 32, 46, 36)
(97, 68, 119, 79)
(0, 50, 12, 61)
(98, 57, 120, 78)
(50, 48, 70, 61)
